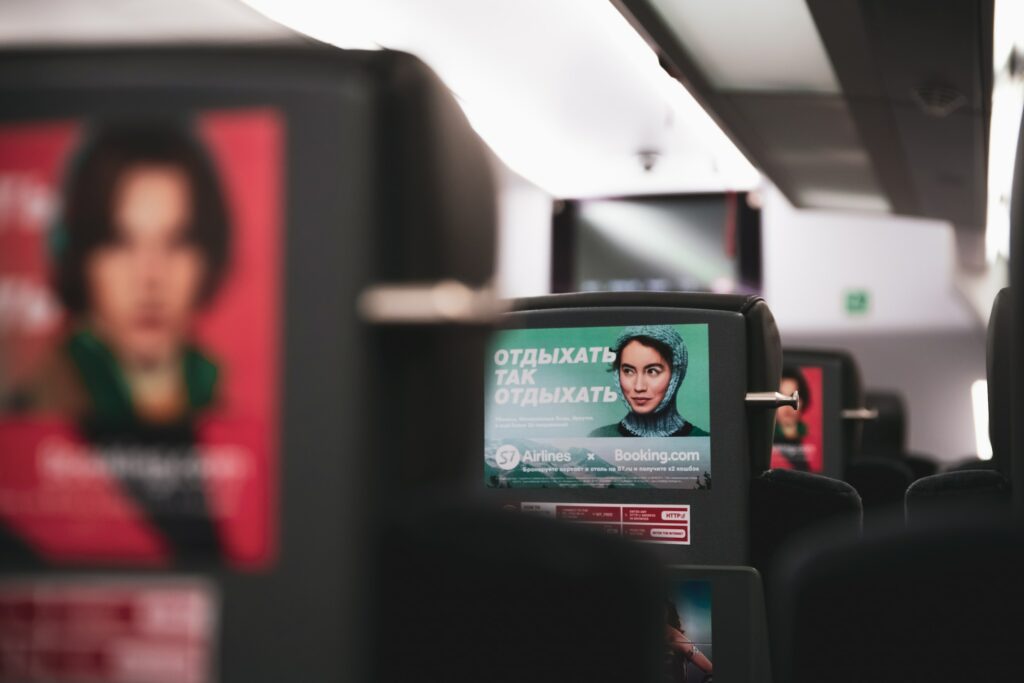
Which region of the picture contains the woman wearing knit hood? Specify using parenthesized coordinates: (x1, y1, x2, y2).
(588, 325, 709, 438)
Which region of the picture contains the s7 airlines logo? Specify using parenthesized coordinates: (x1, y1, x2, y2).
(495, 444, 522, 470)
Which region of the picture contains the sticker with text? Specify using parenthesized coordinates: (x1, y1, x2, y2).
(519, 502, 690, 545)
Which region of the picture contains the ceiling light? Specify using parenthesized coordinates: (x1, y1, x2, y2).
(646, 0, 840, 93)
(240, 0, 759, 197)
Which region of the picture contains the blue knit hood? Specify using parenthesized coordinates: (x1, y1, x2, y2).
(611, 325, 688, 437)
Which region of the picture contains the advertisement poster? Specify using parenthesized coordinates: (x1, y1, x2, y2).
(485, 324, 711, 489)
(0, 578, 217, 683)
(0, 109, 282, 568)
(664, 580, 713, 682)
(771, 365, 824, 473)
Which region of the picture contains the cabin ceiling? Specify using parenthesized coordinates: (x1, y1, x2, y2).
(0, 0, 997, 248)
(616, 0, 994, 252)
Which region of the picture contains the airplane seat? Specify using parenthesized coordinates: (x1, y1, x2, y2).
(836, 351, 868, 464)
(0, 45, 640, 683)
(769, 522, 1024, 683)
(945, 457, 1001, 472)
(775, 351, 910, 522)
(769, 285, 1021, 683)
(845, 455, 914, 513)
(905, 470, 1011, 525)
(901, 289, 1012, 526)
(861, 390, 905, 455)
(756, 348, 867, 580)
(374, 502, 665, 683)
(309, 51, 675, 683)
(899, 452, 940, 479)
(491, 292, 778, 565)
(487, 291, 786, 682)
(490, 292, 869, 683)
(986, 287, 1012, 476)
(862, 390, 939, 479)
(749, 468, 861, 585)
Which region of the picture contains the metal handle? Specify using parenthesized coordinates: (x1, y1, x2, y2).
(358, 279, 507, 324)
(841, 407, 879, 421)
(745, 390, 799, 409)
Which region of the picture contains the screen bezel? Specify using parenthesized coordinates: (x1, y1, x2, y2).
(664, 564, 772, 683)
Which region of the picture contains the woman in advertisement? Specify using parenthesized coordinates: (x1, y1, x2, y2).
(589, 325, 708, 438)
(664, 600, 713, 682)
(773, 365, 812, 471)
(6, 119, 230, 555)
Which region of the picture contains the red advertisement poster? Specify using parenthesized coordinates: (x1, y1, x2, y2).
(0, 109, 283, 569)
(771, 365, 824, 473)
(0, 578, 217, 683)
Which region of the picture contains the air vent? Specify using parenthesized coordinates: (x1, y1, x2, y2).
(910, 84, 967, 117)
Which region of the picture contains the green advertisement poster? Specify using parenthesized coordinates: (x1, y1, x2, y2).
(484, 324, 711, 489)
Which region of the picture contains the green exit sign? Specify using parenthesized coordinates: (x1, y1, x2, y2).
(845, 289, 870, 315)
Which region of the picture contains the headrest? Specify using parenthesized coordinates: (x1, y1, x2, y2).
(905, 470, 1011, 525)
(861, 390, 907, 455)
(946, 457, 1001, 473)
(987, 288, 1011, 478)
(844, 456, 913, 510)
(511, 291, 782, 475)
(369, 50, 496, 286)
(363, 50, 499, 489)
(900, 452, 938, 480)
(373, 504, 664, 683)
(834, 351, 866, 459)
(749, 469, 861, 580)
(770, 522, 1024, 683)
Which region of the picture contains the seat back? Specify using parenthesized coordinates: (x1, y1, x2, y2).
(900, 288, 1012, 524)
(484, 291, 781, 566)
(1009, 103, 1024, 516)
(749, 468, 861, 581)
(861, 390, 906, 455)
(373, 503, 665, 683)
(905, 470, 1011, 525)
(0, 45, 497, 682)
(988, 287, 1012, 477)
(773, 349, 860, 478)
(770, 522, 1024, 683)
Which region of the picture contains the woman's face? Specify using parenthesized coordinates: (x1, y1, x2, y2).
(618, 340, 672, 414)
(777, 377, 802, 427)
(85, 164, 206, 366)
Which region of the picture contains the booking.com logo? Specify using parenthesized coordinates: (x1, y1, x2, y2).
(495, 444, 522, 470)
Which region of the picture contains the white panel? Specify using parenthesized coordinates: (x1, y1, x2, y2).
(762, 185, 976, 333)
(650, 0, 840, 93)
(787, 329, 986, 462)
(495, 165, 553, 298)
(0, 0, 298, 44)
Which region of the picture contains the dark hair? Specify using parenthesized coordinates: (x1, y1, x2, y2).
(53, 119, 230, 314)
(611, 335, 674, 371)
(781, 364, 812, 411)
(665, 600, 683, 631)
